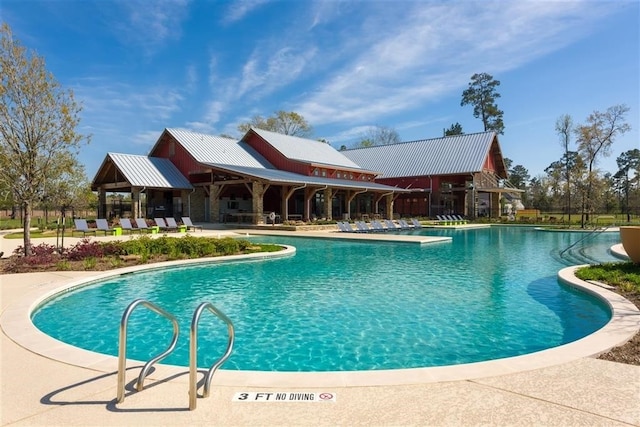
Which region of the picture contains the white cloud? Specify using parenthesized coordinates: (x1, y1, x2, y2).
(112, 0, 191, 53)
(222, 0, 270, 25)
(293, 1, 615, 127)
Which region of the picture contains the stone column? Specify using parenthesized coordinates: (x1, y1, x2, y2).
(385, 194, 394, 219)
(281, 186, 290, 221)
(98, 189, 106, 218)
(251, 181, 265, 224)
(323, 188, 333, 221)
(209, 184, 222, 223)
(491, 192, 500, 218)
(304, 187, 317, 221)
(131, 188, 140, 218)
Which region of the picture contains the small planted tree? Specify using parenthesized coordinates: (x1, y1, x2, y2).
(0, 23, 89, 255)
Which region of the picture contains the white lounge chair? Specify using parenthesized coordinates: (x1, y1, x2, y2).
(398, 219, 412, 229)
(384, 219, 399, 230)
(73, 219, 96, 237)
(411, 218, 423, 228)
(371, 220, 387, 232)
(181, 216, 202, 232)
(355, 221, 372, 233)
(341, 222, 358, 233)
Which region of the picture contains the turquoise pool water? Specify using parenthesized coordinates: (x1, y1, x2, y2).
(32, 227, 616, 372)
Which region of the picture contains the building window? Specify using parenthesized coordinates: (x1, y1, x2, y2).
(336, 172, 341, 179)
(322, 169, 326, 177)
(313, 168, 319, 176)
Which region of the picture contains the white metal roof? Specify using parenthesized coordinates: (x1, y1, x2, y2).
(165, 128, 273, 168)
(250, 127, 362, 169)
(107, 153, 193, 189)
(342, 132, 497, 178)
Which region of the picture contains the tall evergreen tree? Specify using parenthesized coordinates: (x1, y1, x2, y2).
(461, 73, 504, 134)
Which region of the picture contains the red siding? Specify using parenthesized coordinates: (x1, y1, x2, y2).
(150, 133, 204, 180)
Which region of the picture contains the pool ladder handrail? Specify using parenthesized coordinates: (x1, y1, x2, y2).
(559, 225, 610, 258)
(116, 299, 180, 403)
(116, 299, 235, 410)
(189, 302, 235, 410)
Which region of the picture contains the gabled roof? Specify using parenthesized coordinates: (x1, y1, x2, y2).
(248, 127, 362, 170)
(164, 128, 274, 168)
(202, 163, 408, 192)
(92, 153, 193, 190)
(342, 131, 499, 178)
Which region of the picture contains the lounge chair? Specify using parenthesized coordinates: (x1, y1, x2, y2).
(398, 219, 412, 230)
(371, 220, 386, 232)
(73, 219, 97, 237)
(119, 218, 136, 234)
(165, 217, 182, 231)
(355, 221, 372, 233)
(181, 216, 203, 232)
(336, 221, 349, 232)
(454, 215, 468, 224)
(341, 222, 358, 233)
(154, 217, 177, 232)
(384, 219, 399, 230)
(95, 218, 114, 236)
(135, 218, 152, 233)
(411, 218, 423, 228)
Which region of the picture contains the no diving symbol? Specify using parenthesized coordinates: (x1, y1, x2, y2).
(319, 393, 334, 401)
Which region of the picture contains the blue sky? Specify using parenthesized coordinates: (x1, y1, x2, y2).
(3, 0, 639, 179)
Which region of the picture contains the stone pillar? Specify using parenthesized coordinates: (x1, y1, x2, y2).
(131, 188, 140, 218)
(385, 194, 394, 219)
(252, 181, 265, 224)
(281, 186, 290, 221)
(98, 189, 106, 218)
(209, 185, 222, 223)
(491, 192, 500, 218)
(303, 187, 317, 221)
(323, 188, 333, 221)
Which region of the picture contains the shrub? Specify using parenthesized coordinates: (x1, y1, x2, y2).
(83, 257, 97, 270)
(215, 237, 240, 255)
(12, 243, 59, 265)
(65, 239, 105, 261)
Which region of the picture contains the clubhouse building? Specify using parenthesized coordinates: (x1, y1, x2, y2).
(91, 128, 517, 224)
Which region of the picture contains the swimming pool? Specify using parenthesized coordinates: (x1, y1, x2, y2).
(31, 226, 617, 372)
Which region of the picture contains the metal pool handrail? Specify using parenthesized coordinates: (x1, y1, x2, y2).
(559, 226, 610, 257)
(116, 299, 180, 403)
(189, 302, 235, 410)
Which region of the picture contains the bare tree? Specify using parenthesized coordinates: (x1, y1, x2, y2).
(555, 114, 574, 223)
(0, 23, 89, 255)
(237, 110, 313, 138)
(575, 104, 630, 227)
(359, 125, 400, 147)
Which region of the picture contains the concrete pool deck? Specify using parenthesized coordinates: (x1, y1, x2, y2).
(1, 227, 639, 426)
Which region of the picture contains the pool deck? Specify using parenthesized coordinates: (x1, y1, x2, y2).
(1, 227, 639, 426)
